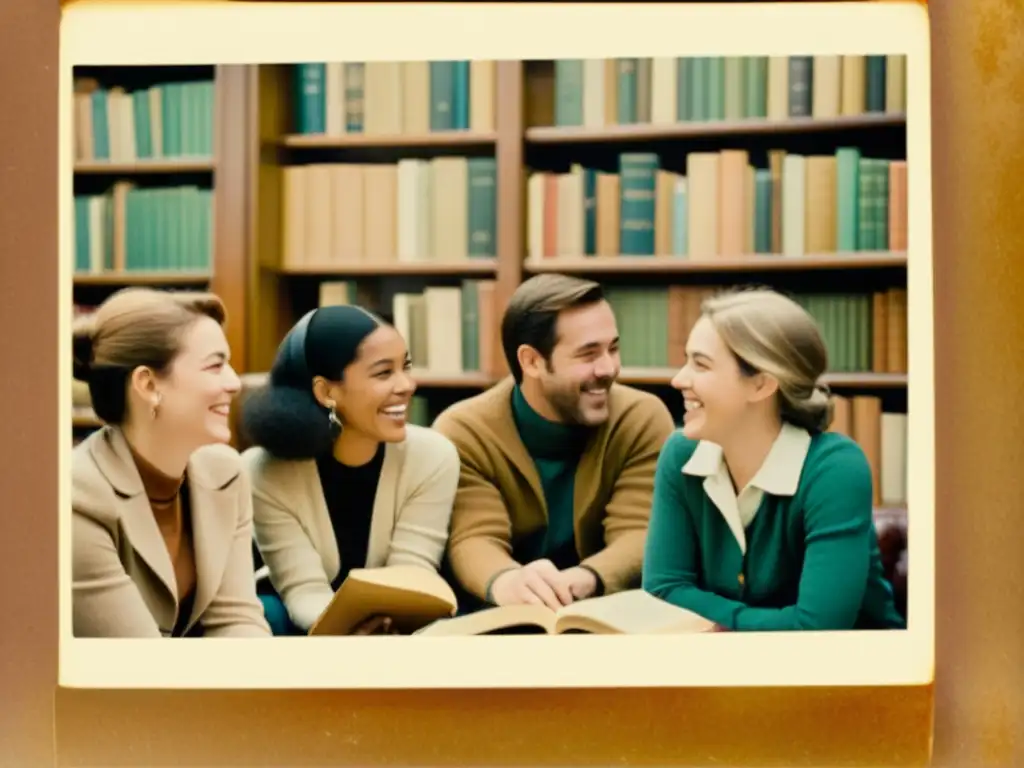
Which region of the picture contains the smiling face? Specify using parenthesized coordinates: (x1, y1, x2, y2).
(132, 314, 241, 448)
(672, 315, 760, 445)
(317, 324, 416, 444)
(525, 300, 621, 426)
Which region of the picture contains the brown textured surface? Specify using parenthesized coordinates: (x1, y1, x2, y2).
(0, 0, 1018, 765)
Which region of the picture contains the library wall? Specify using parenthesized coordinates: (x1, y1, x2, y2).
(70, 55, 909, 528)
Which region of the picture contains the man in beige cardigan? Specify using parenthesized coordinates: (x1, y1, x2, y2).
(433, 274, 675, 613)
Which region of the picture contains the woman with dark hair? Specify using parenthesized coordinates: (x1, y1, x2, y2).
(241, 305, 460, 635)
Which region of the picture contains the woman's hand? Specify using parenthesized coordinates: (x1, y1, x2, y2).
(350, 615, 399, 635)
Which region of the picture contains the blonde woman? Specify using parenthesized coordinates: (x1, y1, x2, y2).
(642, 288, 905, 631)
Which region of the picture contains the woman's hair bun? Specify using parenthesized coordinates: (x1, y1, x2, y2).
(240, 383, 335, 460)
(72, 316, 96, 381)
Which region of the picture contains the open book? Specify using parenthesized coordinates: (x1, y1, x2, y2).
(308, 565, 458, 636)
(413, 589, 717, 636)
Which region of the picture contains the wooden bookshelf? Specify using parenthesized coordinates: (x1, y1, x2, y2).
(525, 113, 906, 144)
(74, 159, 215, 175)
(71, 64, 250, 371)
(71, 54, 910, 511)
(241, 369, 496, 390)
(73, 271, 212, 286)
(275, 260, 498, 277)
(281, 131, 497, 149)
(525, 252, 907, 275)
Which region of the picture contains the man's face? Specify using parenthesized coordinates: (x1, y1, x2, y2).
(536, 300, 621, 427)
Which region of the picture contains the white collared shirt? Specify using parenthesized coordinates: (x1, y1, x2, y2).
(681, 422, 813, 554)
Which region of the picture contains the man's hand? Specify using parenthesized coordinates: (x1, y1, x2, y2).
(554, 566, 599, 601)
(490, 559, 574, 610)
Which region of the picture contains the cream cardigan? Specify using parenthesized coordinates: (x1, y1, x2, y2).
(242, 425, 460, 631)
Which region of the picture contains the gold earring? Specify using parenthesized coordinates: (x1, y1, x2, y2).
(151, 392, 162, 419)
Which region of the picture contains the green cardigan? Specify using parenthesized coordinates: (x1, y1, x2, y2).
(642, 427, 906, 631)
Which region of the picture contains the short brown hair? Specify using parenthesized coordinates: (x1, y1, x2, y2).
(72, 287, 227, 425)
(500, 274, 605, 383)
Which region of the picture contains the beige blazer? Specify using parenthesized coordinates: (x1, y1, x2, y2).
(242, 424, 460, 631)
(71, 426, 271, 638)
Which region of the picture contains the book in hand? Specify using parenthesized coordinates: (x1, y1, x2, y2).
(413, 589, 717, 636)
(308, 565, 458, 636)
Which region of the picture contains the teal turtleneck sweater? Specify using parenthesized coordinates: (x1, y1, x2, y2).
(510, 385, 591, 571)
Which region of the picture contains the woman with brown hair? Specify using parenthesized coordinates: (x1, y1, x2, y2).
(642, 288, 905, 631)
(71, 287, 270, 638)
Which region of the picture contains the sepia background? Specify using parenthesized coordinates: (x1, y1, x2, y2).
(3, 0, 1018, 764)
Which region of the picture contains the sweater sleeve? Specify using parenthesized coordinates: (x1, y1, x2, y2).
(246, 452, 334, 632)
(642, 432, 749, 628)
(580, 394, 675, 593)
(432, 412, 521, 601)
(385, 430, 459, 572)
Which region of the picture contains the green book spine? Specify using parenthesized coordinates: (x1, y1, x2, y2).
(616, 59, 638, 124)
(74, 197, 90, 271)
(724, 57, 744, 120)
(688, 57, 709, 121)
(743, 57, 768, 118)
(554, 59, 584, 127)
(466, 157, 497, 258)
(460, 280, 480, 371)
(429, 62, 455, 131)
(857, 158, 874, 251)
(865, 56, 887, 112)
(583, 167, 597, 256)
(132, 90, 152, 158)
(787, 57, 813, 117)
(754, 169, 773, 253)
(875, 159, 890, 250)
(675, 58, 691, 121)
(835, 147, 862, 251)
(293, 64, 326, 134)
(618, 153, 659, 255)
(707, 57, 725, 120)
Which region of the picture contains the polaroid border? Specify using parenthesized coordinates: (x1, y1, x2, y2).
(58, 0, 934, 692)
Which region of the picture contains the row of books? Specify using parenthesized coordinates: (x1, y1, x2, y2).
(73, 78, 216, 164)
(317, 279, 501, 377)
(604, 285, 907, 373)
(293, 61, 496, 136)
(316, 281, 907, 510)
(315, 279, 907, 378)
(73, 183, 214, 274)
(527, 150, 907, 261)
(281, 158, 497, 269)
(829, 394, 907, 507)
(553, 54, 907, 127)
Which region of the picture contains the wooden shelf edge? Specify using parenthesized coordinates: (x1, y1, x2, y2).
(526, 113, 907, 144)
(618, 369, 907, 387)
(238, 369, 905, 390)
(74, 159, 215, 174)
(74, 272, 213, 286)
(524, 252, 907, 274)
(240, 370, 496, 390)
(274, 260, 498, 277)
(280, 131, 498, 149)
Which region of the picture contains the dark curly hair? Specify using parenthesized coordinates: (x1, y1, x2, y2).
(241, 305, 385, 460)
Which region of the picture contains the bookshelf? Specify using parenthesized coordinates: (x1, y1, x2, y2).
(70, 54, 910, 514)
(70, 64, 252, 441)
